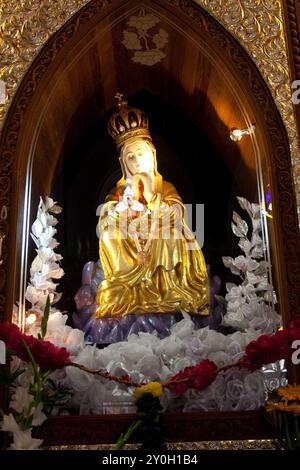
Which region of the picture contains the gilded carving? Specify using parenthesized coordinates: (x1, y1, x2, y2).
(196, 0, 300, 218)
(0, 0, 90, 126)
(0, 0, 299, 214)
(284, 1, 300, 78)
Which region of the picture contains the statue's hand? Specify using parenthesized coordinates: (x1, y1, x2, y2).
(132, 173, 154, 203)
(131, 174, 140, 200)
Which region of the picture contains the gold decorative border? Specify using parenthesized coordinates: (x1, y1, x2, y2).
(1, 0, 299, 216)
(0, 0, 90, 125)
(46, 440, 278, 450)
(197, 0, 300, 218)
(285, 0, 300, 79)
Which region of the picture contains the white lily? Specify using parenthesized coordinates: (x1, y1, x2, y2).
(0, 413, 20, 433)
(10, 429, 43, 450)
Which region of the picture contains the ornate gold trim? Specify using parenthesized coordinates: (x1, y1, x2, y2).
(285, 0, 300, 79)
(0, 0, 90, 126)
(197, 0, 300, 218)
(46, 440, 278, 450)
(1, 0, 299, 215)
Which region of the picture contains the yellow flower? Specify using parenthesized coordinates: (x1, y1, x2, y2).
(286, 404, 300, 415)
(265, 402, 278, 412)
(134, 381, 163, 399)
(277, 384, 300, 402)
(266, 401, 291, 412)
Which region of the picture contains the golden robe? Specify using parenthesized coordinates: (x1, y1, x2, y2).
(95, 181, 209, 317)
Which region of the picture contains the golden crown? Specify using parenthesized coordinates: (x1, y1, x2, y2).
(108, 93, 151, 149)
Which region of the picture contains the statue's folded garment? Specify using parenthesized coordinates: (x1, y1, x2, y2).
(95, 95, 209, 318)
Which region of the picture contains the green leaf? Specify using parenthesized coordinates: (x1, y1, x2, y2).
(41, 295, 50, 339)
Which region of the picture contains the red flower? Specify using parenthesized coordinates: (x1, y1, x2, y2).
(0, 322, 29, 361)
(241, 322, 300, 371)
(167, 359, 217, 395)
(0, 322, 70, 370)
(31, 339, 70, 370)
(286, 322, 300, 342)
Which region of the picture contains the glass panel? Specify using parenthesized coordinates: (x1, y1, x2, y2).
(12, 16, 282, 418)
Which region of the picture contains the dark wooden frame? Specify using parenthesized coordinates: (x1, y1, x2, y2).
(282, 0, 300, 139)
(0, 0, 299, 444)
(42, 410, 277, 445)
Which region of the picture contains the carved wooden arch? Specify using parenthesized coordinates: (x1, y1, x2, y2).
(0, 0, 299, 336)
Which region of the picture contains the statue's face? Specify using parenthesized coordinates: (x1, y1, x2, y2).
(122, 140, 154, 175)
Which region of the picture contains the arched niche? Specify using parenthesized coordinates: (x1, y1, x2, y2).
(0, 0, 299, 380)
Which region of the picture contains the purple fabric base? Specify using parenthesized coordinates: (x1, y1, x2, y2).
(72, 310, 210, 345)
(72, 260, 225, 345)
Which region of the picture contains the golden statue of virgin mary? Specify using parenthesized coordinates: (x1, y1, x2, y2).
(95, 95, 209, 318)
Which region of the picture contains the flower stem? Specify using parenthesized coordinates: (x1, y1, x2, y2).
(114, 419, 143, 450)
(283, 413, 293, 449)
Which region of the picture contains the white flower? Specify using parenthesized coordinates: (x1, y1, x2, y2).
(252, 218, 261, 233)
(172, 357, 192, 373)
(37, 210, 48, 229)
(238, 238, 252, 256)
(39, 226, 57, 247)
(170, 313, 194, 338)
(225, 378, 245, 402)
(207, 351, 231, 368)
(246, 272, 264, 285)
(1, 413, 20, 433)
(155, 335, 184, 358)
(2, 417, 43, 450)
(66, 346, 101, 392)
(10, 429, 43, 450)
(135, 354, 160, 378)
(47, 311, 68, 331)
(244, 372, 265, 401)
(42, 196, 59, 212)
(10, 386, 32, 414)
(222, 257, 240, 275)
(251, 232, 263, 246)
(65, 328, 85, 349)
(10, 356, 23, 374)
(45, 214, 58, 227)
(225, 340, 243, 360)
(2, 413, 43, 448)
(234, 395, 260, 411)
(31, 219, 43, 238)
(241, 284, 256, 299)
(203, 330, 227, 352)
(184, 336, 208, 360)
(47, 239, 59, 250)
(244, 328, 261, 344)
(251, 243, 264, 259)
(31, 402, 47, 426)
(25, 286, 54, 306)
(226, 286, 242, 303)
(41, 262, 64, 280)
(233, 256, 259, 272)
(158, 364, 173, 382)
